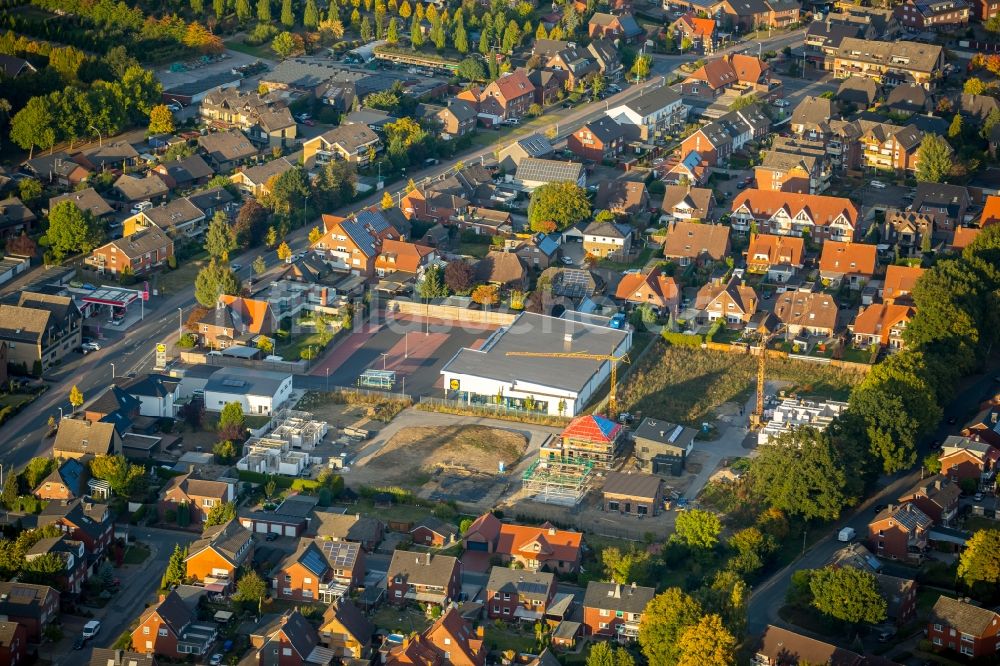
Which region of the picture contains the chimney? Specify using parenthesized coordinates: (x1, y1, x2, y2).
(476, 626, 484, 638)
(631, 581, 636, 591)
(548, 526, 556, 536)
(426, 551, 432, 565)
(158, 593, 166, 603)
(613, 585, 621, 599)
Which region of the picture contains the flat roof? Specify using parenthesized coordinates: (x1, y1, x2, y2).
(441, 312, 629, 393)
(205, 368, 291, 397)
(82, 287, 140, 307)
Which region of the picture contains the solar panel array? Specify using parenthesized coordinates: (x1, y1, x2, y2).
(553, 269, 594, 298)
(300, 547, 330, 576)
(516, 581, 549, 597)
(319, 540, 360, 568)
(221, 378, 246, 388)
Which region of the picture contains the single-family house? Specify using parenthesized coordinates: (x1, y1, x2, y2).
(485, 568, 556, 622)
(660, 185, 716, 222)
(272, 538, 365, 602)
(245, 610, 321, 666)
(318, 601, 373, 659)
(773, 290, 838, 338)
(868, 502, 932, 561)
(588, 13, 644, 42)
(614, 267, 680, 314)
(754, 625, 863, 666)
(594, 180, 649, 217)
(745, 233, 804, 282)
(818, 241, 877, 287)
(851, 302, 914, 349)
(632, 418, 696, 476)
(52, 418, 121, 460)
(695, 275, 758, 326)
(410, 517, 459, 548)
(927, 596, 1000, 659)
(184, 519, 254, 585)
(601, 471, 664, 517)
(939, 437, 1000, 489)
(197, 130, 259, 172)
(230, 158, 296, 198)
(898, 475, 960, 526)
(159, 472, 235, 527)
(473, 251, 528, 291)
(87, 226, 174, 277)
(582, 221, 632, 260)
(662, 221, 731, 266)
(0, 583, 58, 643)
(582, 582, 655, 640)
(387, 551, 461, 607)
(33, 459, 87, 501)
(568, 118, 627, 162)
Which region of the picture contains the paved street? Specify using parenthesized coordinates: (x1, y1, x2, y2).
(747, 364, 1000, 637)
(46, 528, 198, 666)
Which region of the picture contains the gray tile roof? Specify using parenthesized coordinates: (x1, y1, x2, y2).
(114, 174, 169, 202)
(583, 581, 655, 613)
(602, 471, 662, 500)
(89, 648, 157, 666)
(53, 418, 119, 456)
(388, 551, 458, 588)
(188, 519, 252, 566)
(204, 368, 290, 398)
(50, 188, 114, 217)
(486, 567, 554, 601)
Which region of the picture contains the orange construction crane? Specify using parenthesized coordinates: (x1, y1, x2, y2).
(505, 351, 630, 418)
(748, 330, 775, 430)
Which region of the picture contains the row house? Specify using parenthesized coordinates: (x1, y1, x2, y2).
(893, 0, 970, 29)
(858, 122, 926, 173)
(131, 591, 216, 658)
(87, 225, 174, 278)
(678, 105, 770, 167)
(605, 86, 686, 143)
(158, 473, 235, 527)
(568, 117, 627, 162)
(681, 54, 777, 101)
(850, 302, 914, 349)
(462, 512, 584, 574)
(38, 498, 114, 571)
(246, 611, 322, 666)
(663, 220, 731, 266)
(0, 292, 82, 372)
(0, 583, 59, 643)
(614, 266, 681, 314)
(302, 124, 381, 167)
(124, 197, 208, 239)
(695, 275, 758, 326)
(882, 209, 934, 258)
(485, 568, 557, 622)
(544, 45, 599, 91)
(773, 290, 838, 338)
(184, 519, 254, 586)
(745, 233, 804, 281)
(898, 475, 960, 526)
(25, 536, 87, 595)
(387, 552, 461, 607)
(434, 100, 477, 139)
(818, 240, 877, 288)
(457, 70, 536, 122)
(939, 436, 1000, 490)
(868, 502, 932, 561)
(832, 38, 944, 90)
(670, 13, 717, 54)
(755, 137, 832, 194)
(730, 190, 859, 242)
(383, 609, 485, 666)
(911, 182, 970, 240)
(882, 263, 923, 304)
(587, 12, 644, 42)
(582, 582, 654, 641)
(754, 625, 864, 666)
(313, 210, 400, 277)
(712, 0, 801, 31)
(318, 601, 373, 659)
(928, 596, 1000, 659)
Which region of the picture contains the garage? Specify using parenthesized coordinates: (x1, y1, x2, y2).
(466, 540, 489, 552)
(284, 524, 297, 537)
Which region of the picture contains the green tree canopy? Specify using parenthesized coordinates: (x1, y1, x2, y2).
(456, 57, 486, 82)
(161, 544, 188, 589)
(204, 501, 238, 528)
(958, 529, 1000, 587)
(587, 642, 635, 666)
(809, 566, 887, 626)
(89, 455, 145, 496)
(23, 457, 56, 490)
(639, 588, 703, 666)
(194, 259, 240, 308)
(749, 426, 857, 520)
(601, 546, 652, 585)
(916, 133, 952, 183)
(676, 614, 737, 666)
(205, 210, 238, 261)
(10, 95, 57, 158)
(527, 182, 591, 233)
(47, 201, 103, 260)
(674, 509, 722, 550)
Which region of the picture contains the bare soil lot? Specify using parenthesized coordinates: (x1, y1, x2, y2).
(351, 425, 527, 489)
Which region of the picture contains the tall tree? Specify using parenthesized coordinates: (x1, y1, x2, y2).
(410, 14, 424, 46)
(676, 614, 736, 666)
(194, 259, 240, 307)
(9, 96, 57, 159)
(809, 566, 887, 626)
(205, 210, 237, 261)
(674, 509, 722, 550)
(587, 642, 635, 666)
(958, 529, 1000, 587)
(236, 0, 252, 20)
(162, 545, 188, 588)
(257, 0, 271, 21)
(444, 260, 474, 294)
(386, 17, 400, 44)
(527, 182, 591, 233)
(418, 264, 447, 299)
(89, 455, 145, 496)
(204, 501, 238, 527)
(601, 546, 651, 585)
(281, 0, 295, 24)
(47, 201, 102, 260)
(361, 15, 373, 41)
(148, 104, 175, 134)
(49, 46, 86, 83)
(749, 426, 857, 519)
(454, 14, 468, 52)
(304, 0, 320, 26)
(69, 385, 84, 410)
(233, 569, 268, 610)
(638, 588, 703, 666)
(916, 133, 952, 183)
(23, 457, 56, 490)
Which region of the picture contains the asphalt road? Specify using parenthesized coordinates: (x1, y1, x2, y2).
(48, 528, 198, 666)
(0, 28, 810, 474)
(747, 364, 1000, 637)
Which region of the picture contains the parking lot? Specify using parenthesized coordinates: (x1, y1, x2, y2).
(310, 311, 499, 396)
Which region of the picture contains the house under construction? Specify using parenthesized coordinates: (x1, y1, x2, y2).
(521, 456, 596, 506)
(540, 414, 626, 470)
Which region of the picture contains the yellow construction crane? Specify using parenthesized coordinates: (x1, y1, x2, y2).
(505, 351, 631, 418)
(748, 330, 775, 430)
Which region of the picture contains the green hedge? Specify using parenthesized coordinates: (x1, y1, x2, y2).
(237, 471, 342, 495)
(662, 330, 704, 346)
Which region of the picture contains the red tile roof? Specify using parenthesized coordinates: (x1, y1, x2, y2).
(495, 524, 583, 564)
(561, 414, 622, 443)
(819, 241, 877, 277)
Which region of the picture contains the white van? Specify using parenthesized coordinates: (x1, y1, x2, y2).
(837, 527, 856, 542)
(131, 200, 153, 214)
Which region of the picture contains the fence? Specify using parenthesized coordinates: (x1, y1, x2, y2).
(693, 339, 872, 373)
(417, 396, 571, 427)
(324, 384, 412, 402)
(387, 299, 518, 326)
(180, 351, 309, 374)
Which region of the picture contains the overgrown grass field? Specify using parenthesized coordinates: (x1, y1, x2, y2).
(619, 341, 865, 424)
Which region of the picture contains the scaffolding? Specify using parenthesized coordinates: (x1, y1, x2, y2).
(269, 408, 329, 450)
(521, 457, 596, 507)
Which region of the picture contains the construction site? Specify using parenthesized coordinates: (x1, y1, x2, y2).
(519, 456, 597, 507)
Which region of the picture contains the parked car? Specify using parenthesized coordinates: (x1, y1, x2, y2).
(131, 200, 153, 215)
(231, 263, 242, 272)
(560, 256, 575, 266)
(773, 99, 790, 108)
(73, 636, 85, 650)
(82, 620, 101, 639)
(81, 341, 101, 353)
(266, 532, 280, 541)
(871, 180, 887, 189)
(837, 527, 856, 542)
(210, 654, 224, 666)
(166, 103, 182, 112)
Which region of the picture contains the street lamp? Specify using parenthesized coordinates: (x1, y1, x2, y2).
(404, 331, 408, 359)
(326, 367, 330, 392)
(303, 194, 311, 228)
(58, 407, 63, 421)
(110, 363, 116, 379)
(177, 307, 183, 341)
(89, 125, 103, 148)
(381, 353, 388, 370)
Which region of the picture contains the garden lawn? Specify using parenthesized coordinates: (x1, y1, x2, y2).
(276, 328, 337, 362)
(484, 625, 539, 653)
(618, 341, 865, 424)
(122, 543, 151, 565)
(224, 39, 273, 59)
(598, 245, 656, 271)
(371, 606, 431, 635)
(456, 241, 491, 258)
(0, 393, 37, 409)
